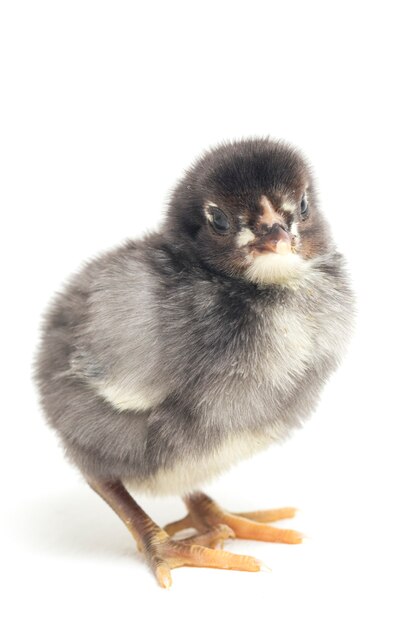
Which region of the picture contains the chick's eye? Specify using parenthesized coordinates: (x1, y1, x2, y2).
(211, 208, 230, 234)
(300, 195, 309, 219)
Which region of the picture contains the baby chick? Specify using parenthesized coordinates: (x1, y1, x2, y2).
(34, 138, 354, 588)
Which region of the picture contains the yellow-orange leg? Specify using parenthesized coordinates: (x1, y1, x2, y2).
(86, 478, 260, 588)
(164, 492, 303, 544)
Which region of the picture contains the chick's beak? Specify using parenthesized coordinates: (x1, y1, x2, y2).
(250, 224, 293, 256)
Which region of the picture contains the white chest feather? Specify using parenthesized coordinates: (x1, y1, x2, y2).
(126, 424, 287, 496)
(262, 305, 317, 390)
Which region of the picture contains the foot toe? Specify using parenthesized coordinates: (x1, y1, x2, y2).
(155, 562, 173, 589)
(234, 507, 298, 523)
(223, 513, 304, 544)
(180, 523, 235, 548)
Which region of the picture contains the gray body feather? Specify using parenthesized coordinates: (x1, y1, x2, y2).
(35, 236, 353, 494)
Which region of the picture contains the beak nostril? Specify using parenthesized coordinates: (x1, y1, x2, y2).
(269, 223, 281, 234)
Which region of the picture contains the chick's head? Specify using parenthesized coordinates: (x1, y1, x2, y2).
(165, 138, 332, 286)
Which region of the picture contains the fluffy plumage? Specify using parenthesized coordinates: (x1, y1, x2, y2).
(34, 137, 354, 496)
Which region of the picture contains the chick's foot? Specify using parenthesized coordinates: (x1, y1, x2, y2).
(87, 478, 260, 588)
(164, 492, 303, 544)
(150, 535, 261, 588)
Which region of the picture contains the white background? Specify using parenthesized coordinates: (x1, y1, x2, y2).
(1, 1, 416, 624)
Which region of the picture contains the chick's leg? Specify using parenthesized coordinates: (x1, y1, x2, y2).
(86, 478, 260, 588)
(164, 492, 302, 544)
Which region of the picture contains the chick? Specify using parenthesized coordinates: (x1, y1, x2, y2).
(34, 138, 354, 588)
